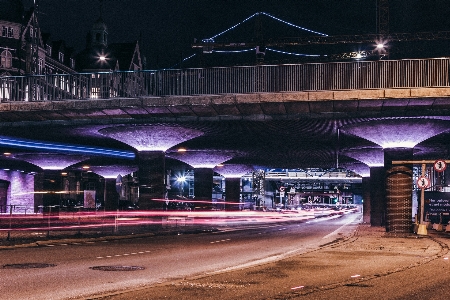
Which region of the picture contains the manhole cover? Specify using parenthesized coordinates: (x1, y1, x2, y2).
(90, 265, 145, 271)
(2, 263, 56, 269)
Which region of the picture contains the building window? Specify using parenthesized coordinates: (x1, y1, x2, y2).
(59, 52, 64, 63)
(38, 58, 44, 74)
(2, 26, 14, 38)
(91, 87, 99, 99)
(0, 50, 12, 68)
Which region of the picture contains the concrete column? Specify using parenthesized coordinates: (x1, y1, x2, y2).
(362, 177, 371, 223)
(34, 172, 44, 213)
(370, 166, 385, 227)
(225, 177, 241, 210)
(137, 151, 165, 209)
(384, 148, 414, 233)
(104, 178, 120, 210)
(194, 168, 213, 204)
(41, 170, 63, 208)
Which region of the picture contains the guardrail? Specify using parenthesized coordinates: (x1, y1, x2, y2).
(1, 57, 449, 102)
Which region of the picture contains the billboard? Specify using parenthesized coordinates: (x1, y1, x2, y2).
(84, 190, 96, 208)
(424, 191, 450, 213)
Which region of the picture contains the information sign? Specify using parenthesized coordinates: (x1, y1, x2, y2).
(424, 191, 450, 213)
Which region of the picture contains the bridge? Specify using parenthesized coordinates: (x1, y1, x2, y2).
(1, 57, 450, 234)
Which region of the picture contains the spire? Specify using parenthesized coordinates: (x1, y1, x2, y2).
(88, 2, 108, 49)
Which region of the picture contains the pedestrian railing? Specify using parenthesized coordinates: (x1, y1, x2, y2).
(1, 58, 449, 102)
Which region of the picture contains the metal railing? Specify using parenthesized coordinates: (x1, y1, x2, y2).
(1, 58, 449, 102)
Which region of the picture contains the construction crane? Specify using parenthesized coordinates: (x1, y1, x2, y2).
(192, 1, 450, 63)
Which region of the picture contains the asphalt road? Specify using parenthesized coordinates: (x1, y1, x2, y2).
(0, 212, 360, 300)
(97, 216, 450, 300)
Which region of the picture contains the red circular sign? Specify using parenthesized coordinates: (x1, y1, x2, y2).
(279, 187, 285, 192)
(434, 160, 447, 172)
(417, 176, 430, 189)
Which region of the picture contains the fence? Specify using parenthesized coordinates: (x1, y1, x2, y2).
(1, 58, 450, 102)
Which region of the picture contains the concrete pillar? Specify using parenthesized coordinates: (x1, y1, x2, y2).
(362, 177, 371, 223)
(384, 148, 414, 233)
(104, 178, 120, 210)
(194, 168, 213, 204)
(137, 151, 165, 209)
(41, 170, 63, 207)
(370, 166, 385, 227)
(225, 177, 241, 210)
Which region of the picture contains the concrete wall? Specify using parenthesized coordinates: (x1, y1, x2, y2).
(0, 170, 35, 213)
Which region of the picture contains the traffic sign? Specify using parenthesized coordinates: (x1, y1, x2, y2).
(279, 187, 285, 192)
(434, 160, 447, 172)
(417, 176, 430, 189)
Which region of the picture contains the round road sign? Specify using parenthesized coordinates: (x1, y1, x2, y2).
(434, 160, 447, 172)
(417, 176, 430, 189)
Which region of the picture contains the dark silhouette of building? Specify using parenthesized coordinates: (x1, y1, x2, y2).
(0, 0, 76, 76)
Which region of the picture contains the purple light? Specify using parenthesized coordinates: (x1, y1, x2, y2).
(14, 153, 89, 170)
(214, 164, 254, 178)
(342, 148, 384, 167)
(99, 125, 204, 152)
(341, 162, 370, 177)
(89, 165, 138, 179)
(341, 119, 450, 149)
(168, 150, 235, 168)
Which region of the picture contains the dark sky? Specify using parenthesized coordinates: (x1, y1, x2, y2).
(21, 0, 450, 69)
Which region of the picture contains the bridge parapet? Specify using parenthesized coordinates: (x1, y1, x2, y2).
(1, 58, 450, 102)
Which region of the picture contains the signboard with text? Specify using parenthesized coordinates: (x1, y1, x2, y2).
(424, 191, 450, 213)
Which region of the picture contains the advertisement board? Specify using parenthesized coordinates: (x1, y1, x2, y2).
(424, 191, 450, 213)
(84, 190, 96, 209)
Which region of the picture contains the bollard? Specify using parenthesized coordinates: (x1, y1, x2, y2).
(417, 224, 427, 235)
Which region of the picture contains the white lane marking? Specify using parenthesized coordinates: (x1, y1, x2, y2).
(322, 215, 358, 239)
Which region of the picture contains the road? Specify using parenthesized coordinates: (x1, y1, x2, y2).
(0, 212, 360, 300)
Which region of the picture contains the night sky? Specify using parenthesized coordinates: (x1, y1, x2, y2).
(21, 0, 450, 69)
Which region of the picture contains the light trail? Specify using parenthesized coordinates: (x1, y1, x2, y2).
(0, 207, 357, 233)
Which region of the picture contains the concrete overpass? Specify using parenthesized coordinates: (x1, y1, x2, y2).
(2, 57, 450, 233)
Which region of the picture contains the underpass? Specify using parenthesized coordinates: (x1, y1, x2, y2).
(0, 210, 361, 300)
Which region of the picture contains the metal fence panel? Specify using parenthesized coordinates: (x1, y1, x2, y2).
(1, 58, 450, 101)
